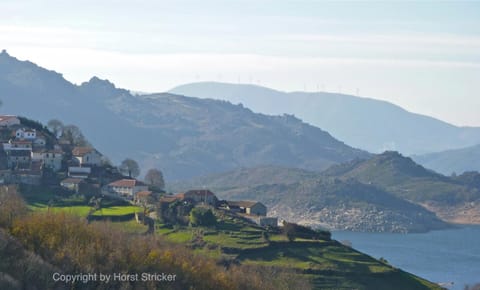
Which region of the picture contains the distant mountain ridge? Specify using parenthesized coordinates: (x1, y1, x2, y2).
(0, 51, 368, 180)
(413, 144, 480, 175)
(170, 82, 480, 155)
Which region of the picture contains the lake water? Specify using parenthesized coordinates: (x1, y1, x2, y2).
(333, 226, 480, 290)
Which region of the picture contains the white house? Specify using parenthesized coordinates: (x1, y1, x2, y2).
(16, 128, 36, 140)
(106, 179, 149, 199)
(31, 150, 64, 172)
(60, 178, 84, 193)
(3, 140, 32, 151)
(6, 150, 31, 169)
(72, 147, 103, 166)
(0, 115, 20, 127)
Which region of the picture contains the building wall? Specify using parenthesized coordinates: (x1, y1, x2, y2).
(247, 203, 267, 216)
(31, 152, 63, 172)
(16, 129, 36, 140)
(185, 193, 216, 205)
(76, 151, 102, 166)
(0, 117, 20, 127)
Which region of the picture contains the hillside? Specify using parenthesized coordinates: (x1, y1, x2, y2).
(413, 144, 480, 175)
(322, 151, 480, 205)
(0, 51, 368, 180)
(0, 186, 441, 290)
(172, 153, 480, 229)
(168, 165, 319, 192)
(322, 152, 480, 224)
(170, 165, 451, 233)
(170, 82, 480, 155)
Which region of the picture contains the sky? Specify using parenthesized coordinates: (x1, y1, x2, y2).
(1, 0, 479, 126)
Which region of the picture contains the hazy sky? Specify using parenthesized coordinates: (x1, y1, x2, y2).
(1, 0, 479, 126)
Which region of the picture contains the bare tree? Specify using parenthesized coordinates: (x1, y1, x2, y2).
(119, 158, 140, 178)
(62, 124, 89, 146)
(47, 119, 64, 137)
(145, 168, 165, 189)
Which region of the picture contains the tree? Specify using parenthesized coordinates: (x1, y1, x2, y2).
(283, 222, 297, 242)
(119, 158, 140, 178)
(0, 186, 27, 228)
(47, 119, 64, 137)
(62, 124, 89, 146)
(189, 208, 216, 227)
(145, 168, 165, 189)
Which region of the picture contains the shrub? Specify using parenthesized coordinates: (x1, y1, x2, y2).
(189, 208, 217, 227)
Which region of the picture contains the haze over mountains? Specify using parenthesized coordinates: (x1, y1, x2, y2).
(412, 144, 480, 176)
(0, 51, 368, 180)
(170, 82, 480, 156)
(170, 152, 480, 232)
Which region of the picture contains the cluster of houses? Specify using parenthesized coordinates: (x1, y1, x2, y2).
(0, 115, 107, 186)
(0, 115, 277, 228)
(158, 189, 279, 227)
(0, 115, 60, 184)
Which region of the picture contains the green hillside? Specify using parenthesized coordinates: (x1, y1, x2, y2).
(322, 151, 480, 205)
(1, 185, 443, 289)
(155, 211, 442, 290)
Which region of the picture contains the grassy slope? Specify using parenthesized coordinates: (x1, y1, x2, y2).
(156, 213, 442, 290)
(18, 187, 441, 289)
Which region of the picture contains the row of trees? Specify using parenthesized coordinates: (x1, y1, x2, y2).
(47, 119, 90, 147)
(119, 159, 165, 189)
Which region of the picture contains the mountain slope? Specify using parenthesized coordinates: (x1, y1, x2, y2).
(170, 165, 451, 233)
(170, 82, 480, 155)
(413, 144, 480, 175)
(322, 151, 480, 204)
(0, 51, 368, 180)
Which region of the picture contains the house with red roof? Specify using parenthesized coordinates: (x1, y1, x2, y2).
(0, 115, 20, 127)
(72, 147, 102, 166)
(106, 179, 148, 200)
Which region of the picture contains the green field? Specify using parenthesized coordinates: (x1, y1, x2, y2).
(20, 187, 442, 290)
(92, 206, 141, 216)
(29, 204, 141, 217)
(154, 213, 442, 290)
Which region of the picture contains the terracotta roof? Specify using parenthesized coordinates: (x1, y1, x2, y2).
(72, 147, 95, 156)
(160, 195, 181, 203)
(136, 191, 152, 197)
(61, 178, 84, 184)
(185, 189, 216, 197)
(227, 200, 261, 208)
(174, 193, 185, 200)
(0, 115, 18, 121)
(12, 140, 32, 144)
(108, 179, 146, 188)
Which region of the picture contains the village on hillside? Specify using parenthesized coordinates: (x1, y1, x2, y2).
(0, 115, 278, 228)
